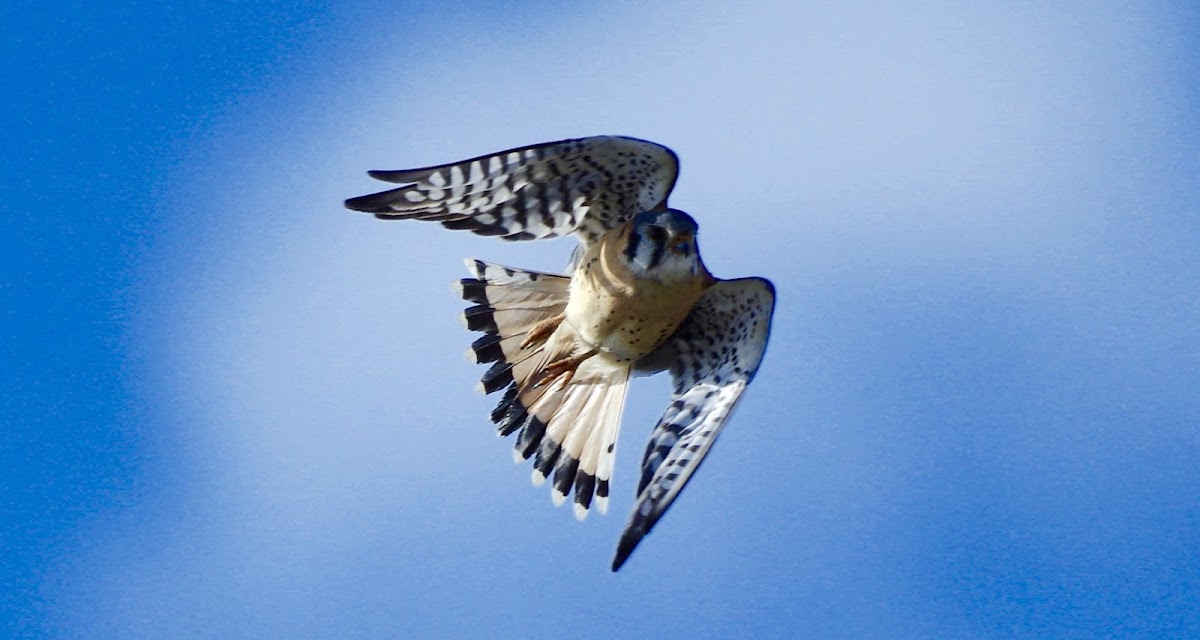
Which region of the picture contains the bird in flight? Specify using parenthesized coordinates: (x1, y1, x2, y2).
(345, 136, 774, 571)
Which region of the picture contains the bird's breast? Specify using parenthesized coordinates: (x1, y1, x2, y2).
(563, 232, 709, 364)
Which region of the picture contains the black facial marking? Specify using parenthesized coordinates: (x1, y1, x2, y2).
(647, 238, 666, 269)
(644, 225, 667, 244)
(623, 228, 640, 264)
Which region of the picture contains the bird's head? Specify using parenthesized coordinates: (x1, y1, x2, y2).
(624, 209, 704, 281)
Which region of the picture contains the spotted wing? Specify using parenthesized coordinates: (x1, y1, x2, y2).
(612, 278, 776, 571)
(344, 136, 679, 246)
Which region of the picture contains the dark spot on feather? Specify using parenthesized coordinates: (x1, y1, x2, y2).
(491, 387, 519, 424)
(480, 360, 514, 394)
(517, 417, 547, 459)
(574, 473, 596, 510)
(458, 279, 488, 304)
(462, 305, 499, 334)
(470, 334, 504, 363)
(553, 456, 580, 496)
(533, 440, 562, 478)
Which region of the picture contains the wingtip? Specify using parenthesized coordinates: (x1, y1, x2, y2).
(343, 195, 378, 212)
(756, 276, 777, 298)
(611, 526, 646, 572)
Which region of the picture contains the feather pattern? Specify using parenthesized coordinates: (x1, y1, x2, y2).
(345, 136, 679, 246)
(612, 278, 776, 571)
(455, 260, 628, 519)
(525, 360, 629, 518)
(451, 259, 570, 394)
(347, 136, 777, 572)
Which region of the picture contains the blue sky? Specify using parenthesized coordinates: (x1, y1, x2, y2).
(4, 1, 1199, 637)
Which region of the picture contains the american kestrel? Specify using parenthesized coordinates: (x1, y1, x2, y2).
(345, 136, 775, 571)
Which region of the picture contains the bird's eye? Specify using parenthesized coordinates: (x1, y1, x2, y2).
(644, 226, 667, 244)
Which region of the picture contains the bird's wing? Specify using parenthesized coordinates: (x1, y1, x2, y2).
(345, 136, 679, 247)
(613, 277, 776, 571)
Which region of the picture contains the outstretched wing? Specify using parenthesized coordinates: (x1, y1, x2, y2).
(613, 278, 775, 571)
(344, 136, 679, 246)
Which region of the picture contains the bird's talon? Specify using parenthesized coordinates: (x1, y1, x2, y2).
(535, 349, 598, 388)
(520, 313, 565, 349)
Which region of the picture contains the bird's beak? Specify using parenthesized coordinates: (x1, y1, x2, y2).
(669, 233, 693, 255)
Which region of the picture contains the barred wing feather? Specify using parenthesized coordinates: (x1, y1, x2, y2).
(345, 136, 679, 246)
(613, 278, 775, 571)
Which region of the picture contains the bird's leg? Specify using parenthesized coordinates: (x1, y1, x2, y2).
(520, 313, 565, 349)
(537, 348, 599, 388)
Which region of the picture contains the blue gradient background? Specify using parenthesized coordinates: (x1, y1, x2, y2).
(5, 2, 1199, 637)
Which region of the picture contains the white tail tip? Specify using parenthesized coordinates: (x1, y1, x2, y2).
(463, 257, 487, 278)
(573, 503, 589, 521)
(551, 490, 567, 507)
(531, 469, 546, 486)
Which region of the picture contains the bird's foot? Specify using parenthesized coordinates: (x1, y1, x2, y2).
(537, 348, 598, 388)
(520, 313, 565, 349)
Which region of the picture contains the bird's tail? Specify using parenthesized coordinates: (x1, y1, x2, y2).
(456, 259, 629, 519)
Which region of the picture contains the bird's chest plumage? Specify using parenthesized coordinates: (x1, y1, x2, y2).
(563, 229, 707, 364)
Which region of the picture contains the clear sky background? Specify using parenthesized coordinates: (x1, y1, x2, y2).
(4, 1, 1199, 638)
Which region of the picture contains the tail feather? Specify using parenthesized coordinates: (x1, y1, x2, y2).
(477, 345, 547, 394)
(531, 378, 592, 485)
(457, 259, 629, 520)
(466, 333, 519, 365)
(589, 378, 627, 515)
(515, 359, 629, 517)
(460, 305, 558, 335)
(579, 380, 626, 515)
